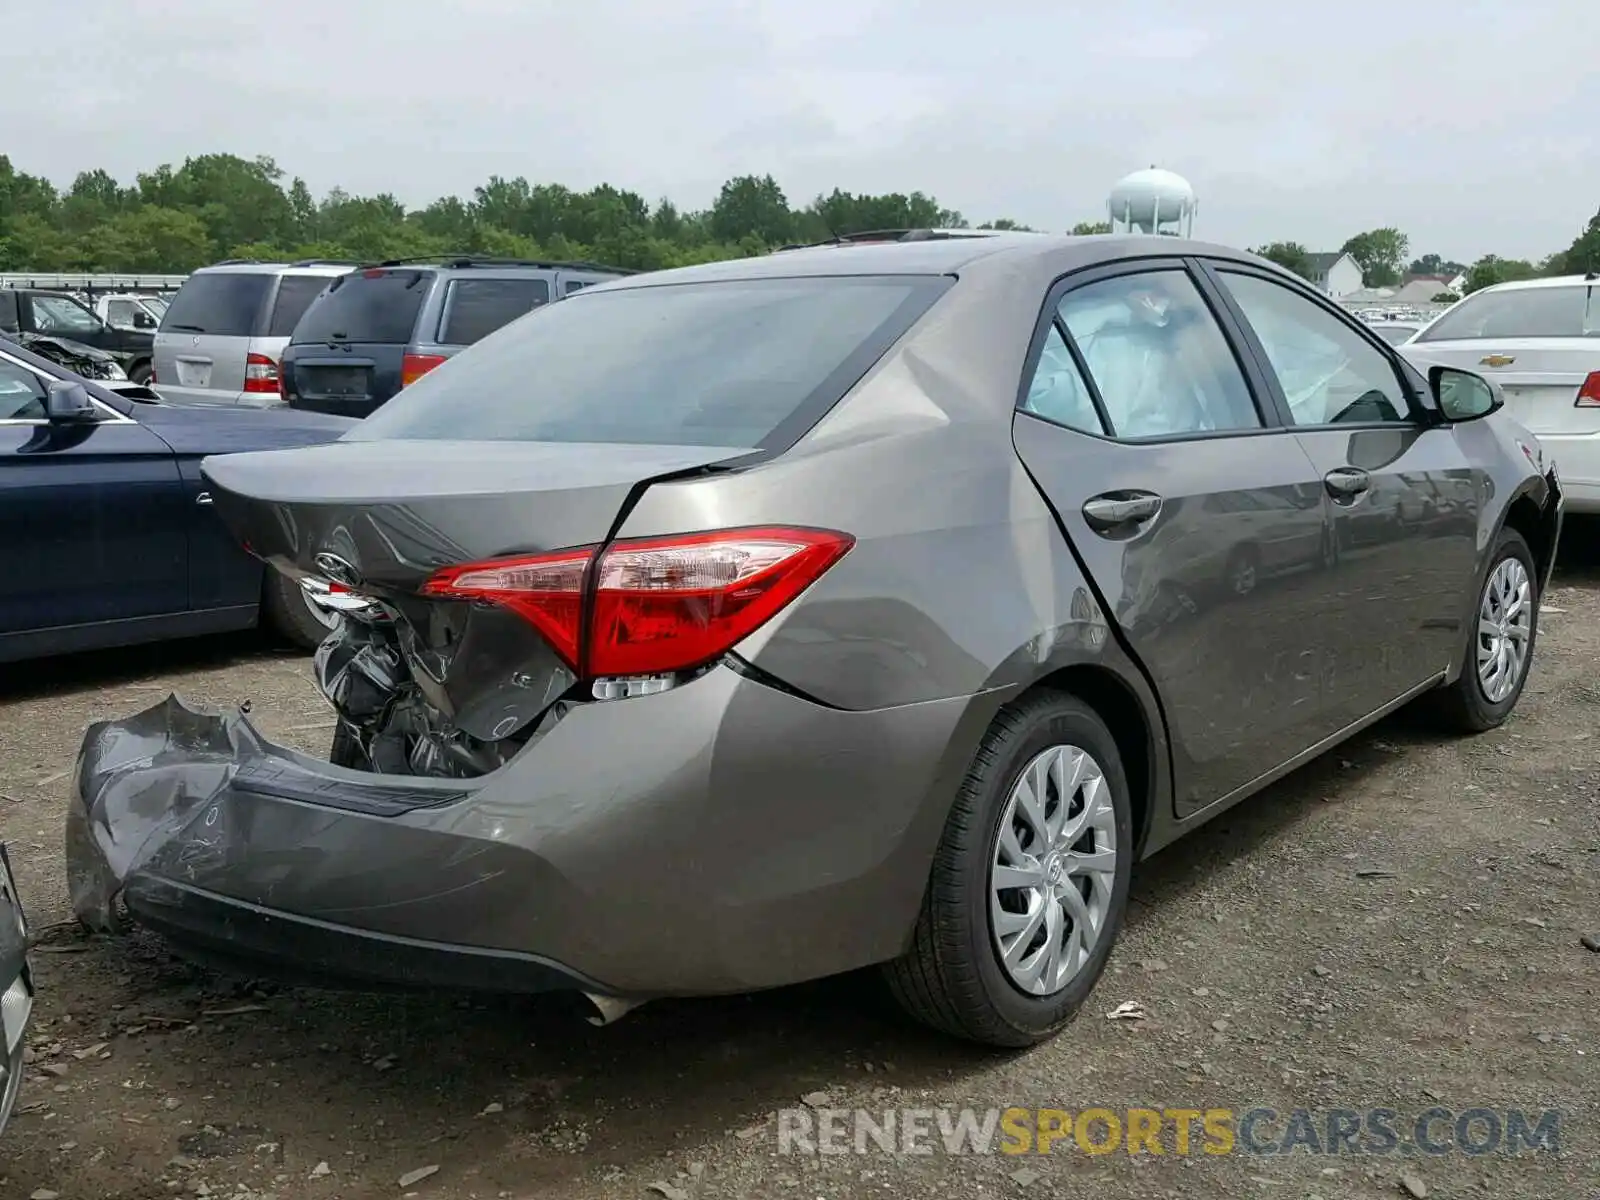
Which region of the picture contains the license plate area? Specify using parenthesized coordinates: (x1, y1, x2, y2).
(174, 357, 211, 388)
(303, 366, 369, 398)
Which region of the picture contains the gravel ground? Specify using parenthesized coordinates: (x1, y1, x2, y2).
(2, 540, 1597, 1200)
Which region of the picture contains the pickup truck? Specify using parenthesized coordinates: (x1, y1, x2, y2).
(93, 292, 167, 333)
(0, 288, 154, 382)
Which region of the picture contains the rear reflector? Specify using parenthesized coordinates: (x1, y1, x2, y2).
(421, 527, 855, 677)
(1576, 372, 1600, 407)
(243, 352, 279, 395)
(402, 352, 446, 388)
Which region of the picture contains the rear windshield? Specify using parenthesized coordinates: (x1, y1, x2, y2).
(1416, 284, 1600, 341)
(439, 277, 549, 345)
(268, 273, 334, 337)
(292, 269, 431, 344)
(161, 273, 272, 337)
(346, 275, 951, 450)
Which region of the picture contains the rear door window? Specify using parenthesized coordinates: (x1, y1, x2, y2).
(292, 269, 431, 344)
(348, 275, 951, 450)
(161, 273, 272, 336)
(267, 274, 334, 337)
(1416, 284, 1600, 341)
(439, 278, 550, 345)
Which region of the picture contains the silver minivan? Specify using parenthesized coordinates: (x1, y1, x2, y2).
(152, 261, 355, 406)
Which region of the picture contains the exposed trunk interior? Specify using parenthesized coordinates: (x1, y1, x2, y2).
(200, 438, 751, 778)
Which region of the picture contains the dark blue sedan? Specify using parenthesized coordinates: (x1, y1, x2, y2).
(0, 335, 355, 662)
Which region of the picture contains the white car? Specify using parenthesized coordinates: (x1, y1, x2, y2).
(1400, 274, 1600, 511)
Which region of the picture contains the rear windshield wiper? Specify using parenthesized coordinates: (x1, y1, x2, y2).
(167, 323, 205, 333)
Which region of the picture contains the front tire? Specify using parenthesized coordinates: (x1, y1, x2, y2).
(261, 568, 338, 652)
(128, 360, 152, 385)
(884, 692, 1133, 1048)
(1428, 526, 1539, 732)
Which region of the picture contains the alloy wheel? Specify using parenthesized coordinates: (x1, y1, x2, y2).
(1477, 556, 1532, 704)
(989, 745, 1117, 997)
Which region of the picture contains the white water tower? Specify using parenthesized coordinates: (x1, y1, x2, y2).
(1107, 167, 1196, 236)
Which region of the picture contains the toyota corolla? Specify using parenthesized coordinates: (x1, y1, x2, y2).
(68, 234, 1560, 1047)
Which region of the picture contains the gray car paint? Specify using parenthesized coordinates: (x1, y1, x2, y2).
(66, 234, 1561, 1000)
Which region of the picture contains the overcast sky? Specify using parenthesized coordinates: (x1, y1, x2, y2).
(5, 0, 1595, 263)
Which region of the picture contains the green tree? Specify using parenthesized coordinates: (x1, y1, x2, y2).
(977, 218, 1034, 231)
(1341, 228, 1409, 287)
(1549, 208, 1600, 276)
(1463, 255, 1538, 294)
(1407, 253, 1466, 277)
(711, 175, 794, 246)
(1253, 241, 1316, 280)
(79, 207, 214, 272)
(1071, 220, 1113, 235)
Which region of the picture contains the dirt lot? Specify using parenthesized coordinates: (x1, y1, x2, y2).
(2, 545, 1597, 1200)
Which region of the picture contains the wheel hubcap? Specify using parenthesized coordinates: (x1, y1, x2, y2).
(989, 744, 1117, 997)
(1476, 557, 1531, 704)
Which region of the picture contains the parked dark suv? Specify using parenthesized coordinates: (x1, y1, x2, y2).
(280, 256, 631, 418)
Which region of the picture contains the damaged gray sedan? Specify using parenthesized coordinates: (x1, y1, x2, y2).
(68, 234, 1561, 1048)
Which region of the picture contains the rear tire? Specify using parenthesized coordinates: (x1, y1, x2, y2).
(1427, 527, 1539, 733)
(884, 691, 1133, 1048)
(262, 568, 337, 652)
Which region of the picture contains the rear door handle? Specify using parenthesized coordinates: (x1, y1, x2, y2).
(195, 491, 213, 506)
(1082, 491, 1163, 531)
(1323, 468, 1370, 499)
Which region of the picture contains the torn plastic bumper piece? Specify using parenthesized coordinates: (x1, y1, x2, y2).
(64, 694, 598, 995)
(65, 671, 995, 998)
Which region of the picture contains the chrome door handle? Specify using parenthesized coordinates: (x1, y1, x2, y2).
(1082, 492, 1163, 531)
(1323, 468, 1370, 498)
(195, 491, 213, 506)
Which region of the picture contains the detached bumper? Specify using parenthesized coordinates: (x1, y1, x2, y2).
(67, 673, 995, 997)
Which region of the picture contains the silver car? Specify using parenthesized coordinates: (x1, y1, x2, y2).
(152, 262, 353, 406)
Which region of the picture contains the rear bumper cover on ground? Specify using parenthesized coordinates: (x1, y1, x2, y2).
(66, 672, 998, 997)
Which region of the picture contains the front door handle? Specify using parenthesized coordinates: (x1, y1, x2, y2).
(195, 491, 213, 506)
(1323, 468, 1370, 499)
(1082, 491, 1163, 531)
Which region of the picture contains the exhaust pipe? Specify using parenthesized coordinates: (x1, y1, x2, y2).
(582, 992, 646, 1026)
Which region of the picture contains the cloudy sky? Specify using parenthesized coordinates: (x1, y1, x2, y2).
(5, 0, 1595, 263)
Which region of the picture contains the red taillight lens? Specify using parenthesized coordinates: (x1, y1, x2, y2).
(1575, 372, 1600, 407)
(149, 363, 157, 384)
(401, 353, 446, 388)
(421, 527, 855, 677)
(244, 352, 279, 394)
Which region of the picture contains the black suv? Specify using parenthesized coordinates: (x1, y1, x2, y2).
(280, 256, 631, 418)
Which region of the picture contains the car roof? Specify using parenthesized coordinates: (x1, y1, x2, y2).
(1471, 273, 1600, 296)
(193, 261, 358, 277)
(592, 233, 1273, 292)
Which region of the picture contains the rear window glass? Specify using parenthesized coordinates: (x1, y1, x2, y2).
(347, 275, 951, 450)
(1372, 325, 1417, 345)
(268, 274, 333, 337)
(292, 269, 430, 344)
(161, 273, 272, 337)
(439, 278, 549, 345)
(1416, 284, 1600, 341)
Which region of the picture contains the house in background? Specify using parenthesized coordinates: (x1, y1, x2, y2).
(1305, 252, 1364, 299)
(1403, 272, 1466, 295)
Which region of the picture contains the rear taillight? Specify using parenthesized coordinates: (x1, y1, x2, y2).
(401, 353, 446, 388)
(421, 527, 855, 677)
(244, 352, 279, 395)
(1576, 372, 1600, 407)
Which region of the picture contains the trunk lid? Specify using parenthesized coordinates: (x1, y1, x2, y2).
(1401, 338, 1600, 435)
(198, 439, 751, 759)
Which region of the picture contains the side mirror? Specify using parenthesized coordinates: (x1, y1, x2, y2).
(133, 311, 156, 329)
(45, 379, 97, 423)
(1430, 366, 1501, 423)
